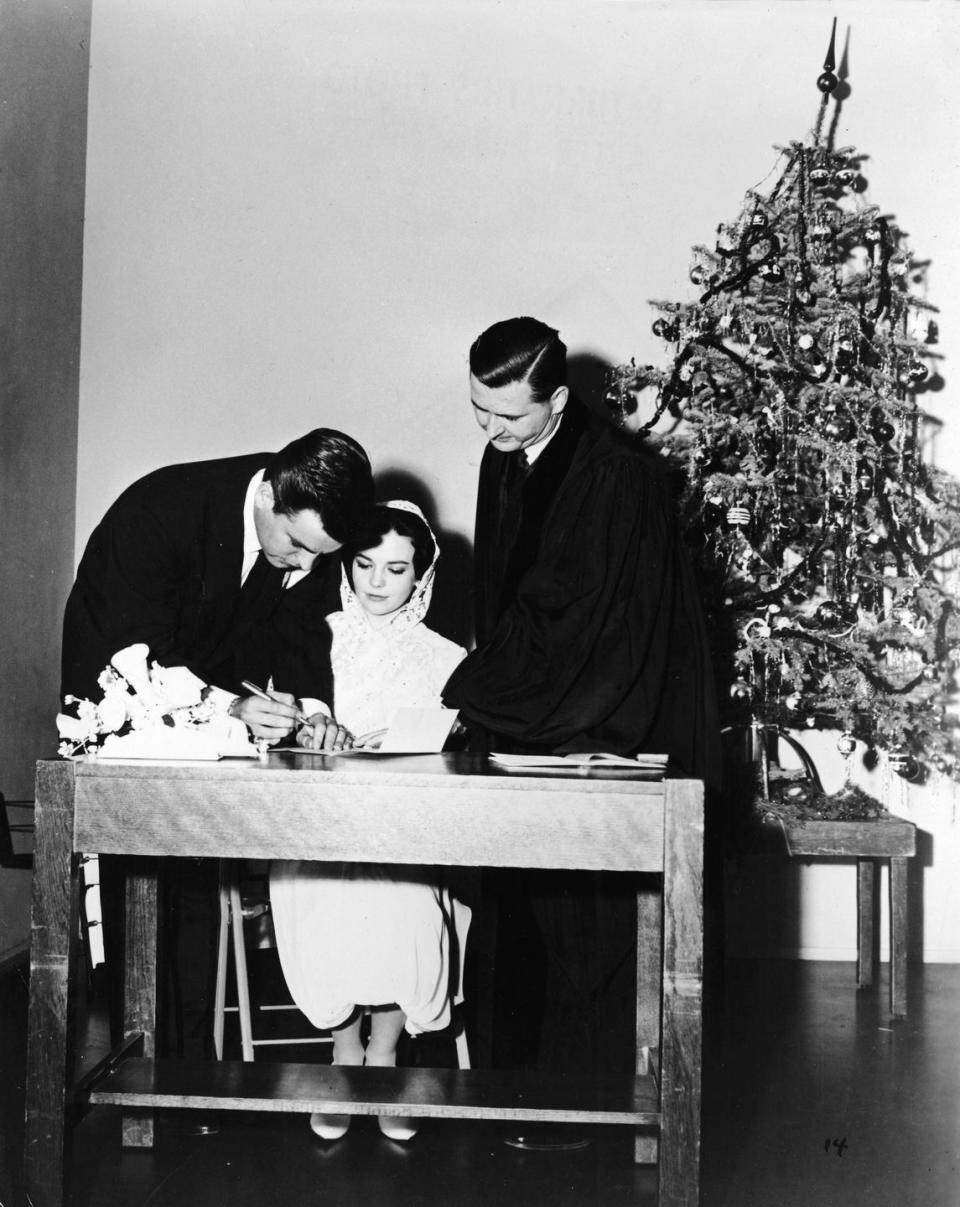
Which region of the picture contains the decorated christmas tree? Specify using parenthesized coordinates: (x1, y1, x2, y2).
(611, 23, 960, 794)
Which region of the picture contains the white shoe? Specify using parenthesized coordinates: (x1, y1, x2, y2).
(310, 1112, 351, 1141)
(378, 1114, 418, 1142)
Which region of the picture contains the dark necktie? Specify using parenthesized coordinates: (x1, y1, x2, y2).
(239, 551, 283, 608)
(497, 448, 529, 544)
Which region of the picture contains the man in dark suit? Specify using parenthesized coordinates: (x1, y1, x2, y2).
(61, 427, 374, 1054)
(443, 318, 720, 1145)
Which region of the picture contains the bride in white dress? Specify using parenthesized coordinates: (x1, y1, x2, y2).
(269, 501, 466, 1142)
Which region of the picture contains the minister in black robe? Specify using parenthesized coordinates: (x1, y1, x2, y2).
(61, 429, 374, 1055)
(443, 318, 720, 1087)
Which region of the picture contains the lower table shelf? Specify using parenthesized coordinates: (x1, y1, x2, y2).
(83, 1057, 661, 1126)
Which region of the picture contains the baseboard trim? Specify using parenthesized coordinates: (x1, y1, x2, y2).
(776, 945, 960, 964)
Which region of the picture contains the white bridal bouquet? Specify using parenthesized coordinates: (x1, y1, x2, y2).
(57, 643, 257, 760)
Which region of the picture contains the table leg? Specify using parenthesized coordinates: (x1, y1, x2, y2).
(25, 760, 79, 1207)
(856, 859, 876, 989)
(889, 857, 908, 1018)
(122, 859, 159, 1146)
(635, 882, 661, 1164)
(658, 781, 704, 1207)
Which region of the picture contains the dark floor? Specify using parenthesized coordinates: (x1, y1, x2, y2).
(2, 957, 958, 1207)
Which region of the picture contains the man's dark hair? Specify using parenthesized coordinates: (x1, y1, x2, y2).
(343, 503, 436, 586)
(469, 317, 567, 404)
(264, 429, 374, 543)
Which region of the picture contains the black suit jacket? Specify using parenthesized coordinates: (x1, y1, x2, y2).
(61, 453, 338, 706)
(443, 399, 721, 787)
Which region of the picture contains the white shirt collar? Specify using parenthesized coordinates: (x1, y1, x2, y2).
(243, 470, 265, 560)
(523, 409, 564, 466)
(242, 469, 307, 588)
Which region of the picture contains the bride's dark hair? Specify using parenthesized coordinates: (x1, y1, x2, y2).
(343, 504, 436, 585)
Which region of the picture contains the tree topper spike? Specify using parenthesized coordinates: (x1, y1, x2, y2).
(823, 17, 837, 72)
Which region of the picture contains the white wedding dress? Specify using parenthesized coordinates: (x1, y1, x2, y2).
(269, 506, 467, 1035)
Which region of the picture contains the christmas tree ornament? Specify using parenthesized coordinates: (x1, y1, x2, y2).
(907, 360, 929, 383)
(871, 418, 895, 444)
(815, 599, 856, 631)
(823, 414, 854, 442)
(888, 750, 920, 781)
(837, 732, 857, 755)
(815, 22, 839, 95)
(652, 317, 679, 341)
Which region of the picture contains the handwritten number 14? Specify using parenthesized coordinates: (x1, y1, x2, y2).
(824, 1137, 848, 1157)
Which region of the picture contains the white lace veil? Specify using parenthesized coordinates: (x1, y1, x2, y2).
(337, 499, 439, 636)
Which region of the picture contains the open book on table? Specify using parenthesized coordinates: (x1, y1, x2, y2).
(489, 751, 669, 770)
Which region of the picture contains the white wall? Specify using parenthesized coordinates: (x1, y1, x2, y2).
(78, 0, 960, 961)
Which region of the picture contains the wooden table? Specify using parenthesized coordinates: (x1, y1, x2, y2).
(769, 814, 916, 1017)
(25, 753, 705, 1207)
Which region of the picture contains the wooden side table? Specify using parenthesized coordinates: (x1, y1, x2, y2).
(769, 815, 916, 1017)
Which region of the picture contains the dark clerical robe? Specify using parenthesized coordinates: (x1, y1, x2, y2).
(444, 398, 719, 779)
(443, 399, 720, 1075)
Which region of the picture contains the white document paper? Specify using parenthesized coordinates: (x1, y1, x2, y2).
(489, 751, 668, 770)
(375, 707, 460, 753)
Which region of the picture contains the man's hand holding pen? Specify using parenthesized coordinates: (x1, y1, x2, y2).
(232, 679, 310, 743)
(233, 680, 358, 751)
(229, 688, 301, 741)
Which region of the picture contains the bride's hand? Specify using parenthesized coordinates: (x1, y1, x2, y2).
(297, 713, 354, 752)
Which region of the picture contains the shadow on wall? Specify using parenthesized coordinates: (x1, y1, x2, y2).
(568, 350, 615, 423)
(373, 467, 474, 650)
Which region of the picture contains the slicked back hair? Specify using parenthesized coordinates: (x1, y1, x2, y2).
(469, 317, 567, 404)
